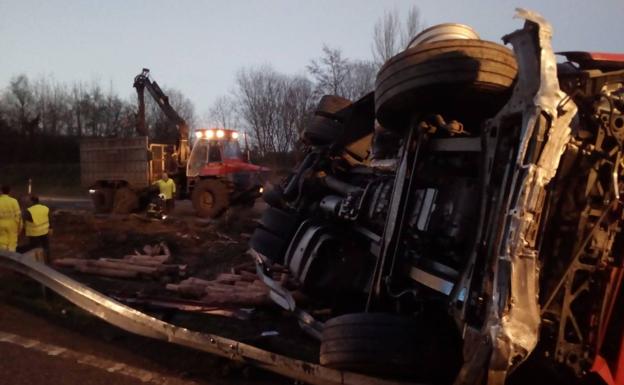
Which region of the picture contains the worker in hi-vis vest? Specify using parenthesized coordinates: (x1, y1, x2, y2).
(0, 185, 22, 252)
(153, 172, 176, 213)
(22, 195, 51, 262)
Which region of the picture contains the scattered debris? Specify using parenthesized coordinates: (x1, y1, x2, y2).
(53, 242, 186, 280)
(166, 261, 296, 308)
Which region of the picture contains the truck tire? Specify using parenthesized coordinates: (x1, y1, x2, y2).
(91, 187, 114, 214)
(192, 179, 229, 218)
(249, 227, 288, 263)
(375, 39, 518, 130)
(315, 95, 352, 120)
(302, 115, 344, 145)
(112, 187, 139, 214)
(320, 313, 420, 377)
(259, 207, 299, 240)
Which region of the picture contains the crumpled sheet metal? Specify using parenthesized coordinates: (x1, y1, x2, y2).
(0, 250, 413, 385)
(455, 9, 578, 385)
(490, 9, 577, 384)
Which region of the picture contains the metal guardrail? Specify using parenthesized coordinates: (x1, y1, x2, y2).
(0, 250, 417, 385)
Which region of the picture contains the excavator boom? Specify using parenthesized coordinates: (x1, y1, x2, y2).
(133, 68, 190, 141)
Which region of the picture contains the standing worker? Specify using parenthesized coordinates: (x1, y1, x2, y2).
(22, 195, 51, 262)
(153, 172, 176, 213)
(0, 185, 22, 252)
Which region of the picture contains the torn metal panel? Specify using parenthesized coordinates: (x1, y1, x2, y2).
(454, 8, 578, 385)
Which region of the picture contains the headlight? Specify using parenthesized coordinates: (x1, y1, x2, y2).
(88, 189, 96, 194)
(216, 129, 225, 138)
(195, 131, 204, 139)
(231, 132, 239, 139)
(206, 130, 214, 139)
(259, 186, 264, 194)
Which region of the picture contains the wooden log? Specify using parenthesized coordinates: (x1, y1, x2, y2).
(124, 254, 169, 264)
(88, 260, 158, 275)
(167, 283, 207, 297)
(101, 258, 163, 268)
(160, 242, 171, 258)
(239, 270, 258, 282)
(53, 258, 86, 268)
(182, 277, 213, 287)
(75, 264, 138, 279)
(216, 232, 235, 242)
(204, 281, 269, 295)
(230, 261, 256, 274)
(143, 244, 156, 256)
(215, 273, 243, 284)
(165, 284, 180, 291)
(122, 258, 164, 267)
(199, 291, 270, 306)
(269, 263, 289, 274)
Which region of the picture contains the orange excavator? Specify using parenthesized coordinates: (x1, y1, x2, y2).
(81, 68, 267, 218)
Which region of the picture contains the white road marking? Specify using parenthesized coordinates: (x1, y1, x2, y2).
(0, 331, 199, 385)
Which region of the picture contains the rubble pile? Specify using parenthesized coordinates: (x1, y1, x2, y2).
(53, 242, 187, 280)
(166, 261, 291, 307)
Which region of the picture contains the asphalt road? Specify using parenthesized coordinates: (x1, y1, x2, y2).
(0, 300, 196, 385)
(0, 293, 284, 385)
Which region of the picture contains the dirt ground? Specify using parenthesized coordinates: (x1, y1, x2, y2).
(11, 199, 319, 365)
(49, 203, 257, 277)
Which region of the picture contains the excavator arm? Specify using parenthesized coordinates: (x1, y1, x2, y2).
(133, 68, 190, 142)
(133, 68, 190, 165)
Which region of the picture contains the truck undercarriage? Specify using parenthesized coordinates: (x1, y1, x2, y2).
(248, 8, 624, 385)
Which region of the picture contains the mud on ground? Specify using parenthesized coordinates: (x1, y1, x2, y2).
(26, 204, 319, 364)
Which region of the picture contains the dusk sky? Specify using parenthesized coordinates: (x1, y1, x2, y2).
(1, 0, 622, 120)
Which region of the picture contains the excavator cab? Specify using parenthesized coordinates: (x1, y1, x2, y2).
(186, 128, 243, 177)
(186, 128, 267, 218)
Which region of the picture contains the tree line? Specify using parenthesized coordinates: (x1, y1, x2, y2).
(0, 7, 421, 164)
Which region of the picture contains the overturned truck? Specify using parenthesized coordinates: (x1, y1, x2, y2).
(250, 9, 624, 385)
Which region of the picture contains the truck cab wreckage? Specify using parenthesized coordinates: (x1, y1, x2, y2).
(2, 9, 624, 385)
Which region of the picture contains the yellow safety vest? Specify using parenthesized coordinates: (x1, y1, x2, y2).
(25, 204, 50, 237)
(0, 195, 22, 251)
(154, 179, 176, 200)
(0, 195, 20, 222)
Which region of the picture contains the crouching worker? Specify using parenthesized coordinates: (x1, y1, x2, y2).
(22, 195, 51, 263)
(0, 185, 22, 252)
(153, 172, 176, 213)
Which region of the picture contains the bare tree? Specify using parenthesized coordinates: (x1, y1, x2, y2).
(279, 75, 315, 151)
(206, 95, 239, 129)
(372, 6, 423, 67)
(235, 66, 315, 155)
(235, 66, 284, 155)
(372, 10, 399, 67)
(343, 60, 377, 100)
(307, 45, 350, 97)
(307, 46, 376, 100)
(5, 75, 37, 136)
(401, 6, 423, 48)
